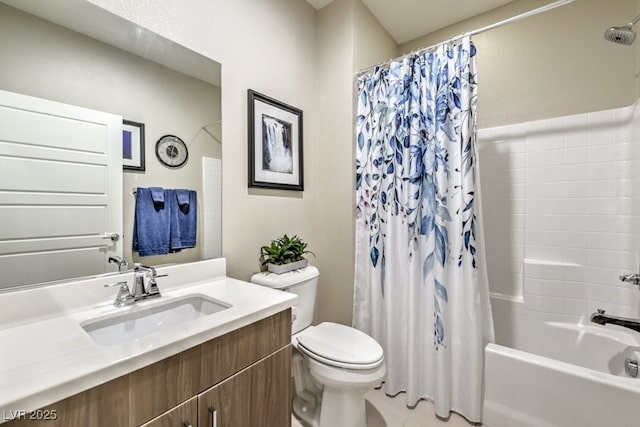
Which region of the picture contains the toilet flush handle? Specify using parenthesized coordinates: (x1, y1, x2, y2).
(280, 287, 297, 323)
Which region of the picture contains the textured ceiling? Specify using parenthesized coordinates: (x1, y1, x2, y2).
(306, 0, 515, 44)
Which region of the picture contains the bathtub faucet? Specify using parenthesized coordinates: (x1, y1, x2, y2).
(619, 273, 640, 286)
(590, 309, 640, 334)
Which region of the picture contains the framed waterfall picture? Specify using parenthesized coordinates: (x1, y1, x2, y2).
(122, 119, 145, 171)
(248, 89, 303, 191)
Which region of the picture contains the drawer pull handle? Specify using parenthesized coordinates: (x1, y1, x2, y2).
(183, 422, 193, 427)
(209, 406, 218, 427)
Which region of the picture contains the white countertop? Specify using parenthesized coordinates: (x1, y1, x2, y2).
(0, 258, 297, 422)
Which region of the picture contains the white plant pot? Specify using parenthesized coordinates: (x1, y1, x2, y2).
(267, 259, 308, 274)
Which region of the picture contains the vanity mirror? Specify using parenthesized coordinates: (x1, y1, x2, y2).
(0, 0, 223, 291)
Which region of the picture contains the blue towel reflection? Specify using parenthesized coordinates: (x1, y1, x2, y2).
(132, 187, 171, 256)
(170, 189, 197, 251)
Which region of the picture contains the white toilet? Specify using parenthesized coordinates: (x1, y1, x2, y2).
(251, 265, 385, 427)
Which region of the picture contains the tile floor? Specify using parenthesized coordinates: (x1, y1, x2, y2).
(292, 387, 477, 427)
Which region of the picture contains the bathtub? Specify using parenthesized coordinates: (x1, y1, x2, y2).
(483, 320, 640, 427)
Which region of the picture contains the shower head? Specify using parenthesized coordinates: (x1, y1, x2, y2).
(605, 25, 636, 45)
(605, 15, 640, 45)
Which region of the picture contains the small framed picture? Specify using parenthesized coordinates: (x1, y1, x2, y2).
(248, 90, 303, 191)
(122, 119, 145, 171)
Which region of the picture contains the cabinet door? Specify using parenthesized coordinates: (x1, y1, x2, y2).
(198, 346, 291, 427)
(129, 344, 201, 425)
(140, 397, 197, 427)
(199, 309, 290, 390)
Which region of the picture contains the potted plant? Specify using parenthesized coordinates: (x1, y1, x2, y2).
(260, 234, 315, 274)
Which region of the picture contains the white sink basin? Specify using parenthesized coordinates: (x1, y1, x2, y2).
(82, 295, 230, 346)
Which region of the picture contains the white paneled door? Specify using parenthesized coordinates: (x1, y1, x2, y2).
(0, 89, 123, 289)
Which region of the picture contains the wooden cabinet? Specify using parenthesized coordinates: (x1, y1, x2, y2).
(5, 310, 291, 427)
(198, 346, 291, 427)
(141, 397, 197, 427)
(129, 344, 202, 425)
(4, 375, 130, 427)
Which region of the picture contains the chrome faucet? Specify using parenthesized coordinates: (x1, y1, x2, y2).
(133, 264, 166, 300)
(108, 256, 129, 273)
(132, 263, 148, 298)
(143, 265, 164, 297)
(104, 266, 167, 307)
(590, 309, 640, 333)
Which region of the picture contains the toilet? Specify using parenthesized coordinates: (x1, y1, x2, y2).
(251, 265, 385, 427)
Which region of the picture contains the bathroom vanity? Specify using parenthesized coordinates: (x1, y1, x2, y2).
(0, 259, 296, 427)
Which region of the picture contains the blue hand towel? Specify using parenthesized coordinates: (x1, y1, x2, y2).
(132, 187, 171, 256)
(149, 187, 164, 203)
(169, 189, 197, 251)
(176, 190, 190, 206)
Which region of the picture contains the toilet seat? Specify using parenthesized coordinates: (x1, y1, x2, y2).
(295, 322, 384, 370)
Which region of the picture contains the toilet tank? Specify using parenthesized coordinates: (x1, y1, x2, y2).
(250, 265, 319, 334)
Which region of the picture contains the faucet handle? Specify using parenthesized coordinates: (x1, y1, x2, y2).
(104, 281, 134, 307)
(146, 273, 166, 297)
(139, 265, 157, 275)
(104, 280, 128, 288)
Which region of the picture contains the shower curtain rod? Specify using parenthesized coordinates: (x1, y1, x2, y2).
(355, 0, 575, 76)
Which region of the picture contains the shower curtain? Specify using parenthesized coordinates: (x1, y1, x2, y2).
(353, 36, 494, 422)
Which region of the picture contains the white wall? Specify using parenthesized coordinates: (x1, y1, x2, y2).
(353, 0, 398, 71)
(400, 0, 639, 129)
(313, 0, 397, 325)
(84, 0, 320, 283)
(313, 0, 357, 325)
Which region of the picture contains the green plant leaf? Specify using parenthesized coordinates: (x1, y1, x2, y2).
(259, 234, 315, 265)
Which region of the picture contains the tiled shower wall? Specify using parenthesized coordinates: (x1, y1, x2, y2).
(478, 100, 640, 320)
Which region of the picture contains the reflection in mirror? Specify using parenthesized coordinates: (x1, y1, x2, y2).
(0, 1, 222, 291)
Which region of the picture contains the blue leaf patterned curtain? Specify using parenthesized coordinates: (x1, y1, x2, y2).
(353, 36, 494, 422)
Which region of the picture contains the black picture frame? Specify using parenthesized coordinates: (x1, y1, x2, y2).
(122, 119, 145, 171)
(248, 89, 303, 191)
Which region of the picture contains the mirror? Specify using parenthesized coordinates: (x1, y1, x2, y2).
(0, 1, 222, 291)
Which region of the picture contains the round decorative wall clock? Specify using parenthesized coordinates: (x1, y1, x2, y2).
(155, 135, 188, 168)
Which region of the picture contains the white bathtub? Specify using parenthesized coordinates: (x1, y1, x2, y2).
(483, 321, 640, 427)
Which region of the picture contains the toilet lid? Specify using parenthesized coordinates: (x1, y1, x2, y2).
(296, 322, 384, 369)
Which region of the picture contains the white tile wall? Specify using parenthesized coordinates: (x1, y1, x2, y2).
(202, 157, 222, 259)
(479, 101, 640, 320)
